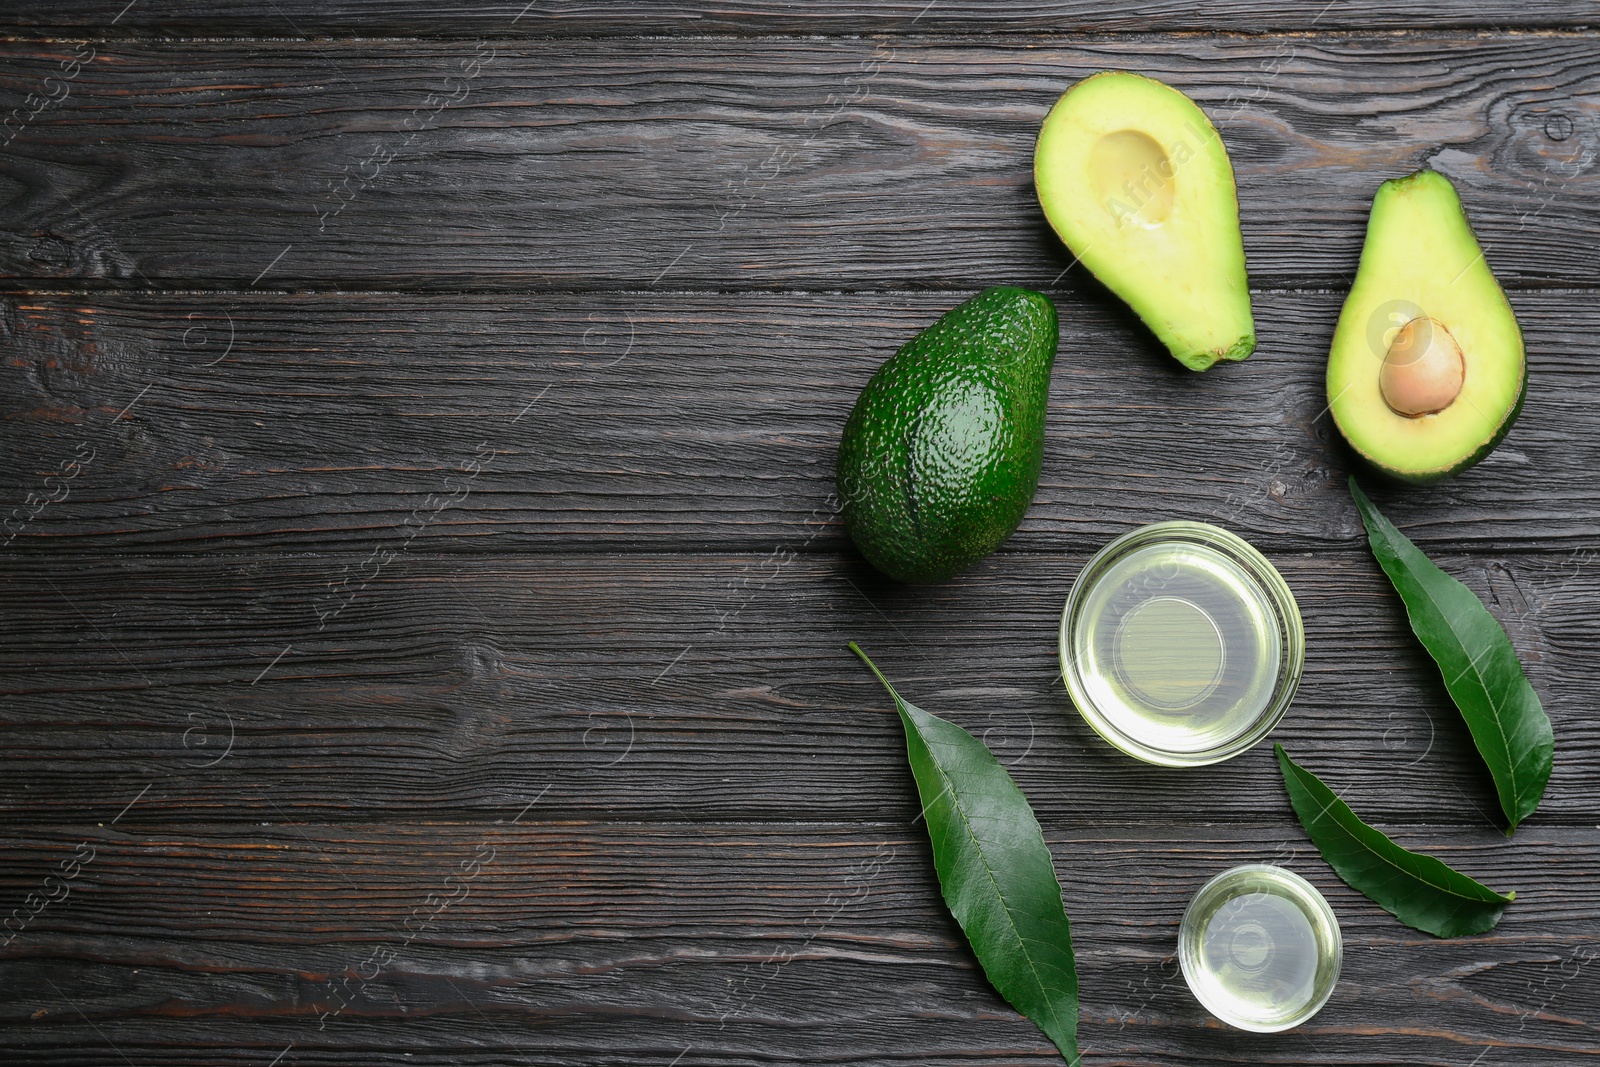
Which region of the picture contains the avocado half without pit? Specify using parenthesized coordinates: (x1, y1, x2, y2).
(1033, 71, 1255, 372)
(1327, 169, 1526, 483)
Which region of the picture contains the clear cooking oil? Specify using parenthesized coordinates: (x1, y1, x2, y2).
(1062, 523, 1302, 765)
(1179, 864, 1342, 1031)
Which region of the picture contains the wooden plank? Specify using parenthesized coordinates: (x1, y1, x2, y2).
(0, 36, 1596, 290)
(0, 549, 1590, 826)
(5, 2, 1595, 36)
(2, 290, 1595, 556)
(0, 820, 1594, 1065)
(3, 292, 1587, 559)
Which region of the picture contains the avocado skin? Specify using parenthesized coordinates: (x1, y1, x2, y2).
(837, 287, 1058, 584)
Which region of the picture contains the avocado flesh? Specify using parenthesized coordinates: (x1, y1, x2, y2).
(1034, 71, 1254, 371)
(1327, 169, 1526, 484)
(837, 287, 1059, 584)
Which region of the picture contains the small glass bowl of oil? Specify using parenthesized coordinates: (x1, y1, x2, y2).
(1178, 864, 1342, 1032)
(1059, 521, 1303, 766)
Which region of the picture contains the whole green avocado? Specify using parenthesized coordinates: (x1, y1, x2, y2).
(837, 287, 1059, 583)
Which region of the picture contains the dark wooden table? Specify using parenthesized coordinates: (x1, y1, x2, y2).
(2, 3, 1597, 1064)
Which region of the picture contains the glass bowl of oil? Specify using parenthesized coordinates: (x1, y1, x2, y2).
(1178, 864, 1342, 1032)
(1059, 521, 1303, 766)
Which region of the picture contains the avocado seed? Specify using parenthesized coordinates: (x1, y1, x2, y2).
(1380, 317, 1464, 417)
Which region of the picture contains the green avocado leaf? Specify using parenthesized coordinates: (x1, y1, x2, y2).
(850, 643, 1079, 1064)
(1350, 477, 1553, 833)
(1276, 744, 1512, 938)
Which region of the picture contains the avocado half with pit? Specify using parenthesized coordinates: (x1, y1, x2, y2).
(1034, 71, 1254, 371)
(1327, 169, 1526, 484)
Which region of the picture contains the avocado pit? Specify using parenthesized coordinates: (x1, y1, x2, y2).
(1379, 316, 1464, 417)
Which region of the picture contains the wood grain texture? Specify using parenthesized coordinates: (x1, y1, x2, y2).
(3, 290, 1597, 556)
(0, 548, 1590, 826)
(0, 36, 1597, 290)
(3, 11, 1598, 1067)
(1, 821, 1595, 1065)
(6, 1, 1598, 35)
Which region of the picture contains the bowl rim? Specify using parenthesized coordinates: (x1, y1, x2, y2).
(1057, 519, 1305, 767)
(1176, 862, 1344, 1033)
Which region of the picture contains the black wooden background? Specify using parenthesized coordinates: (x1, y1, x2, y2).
(2, 3, 1597, 1065)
